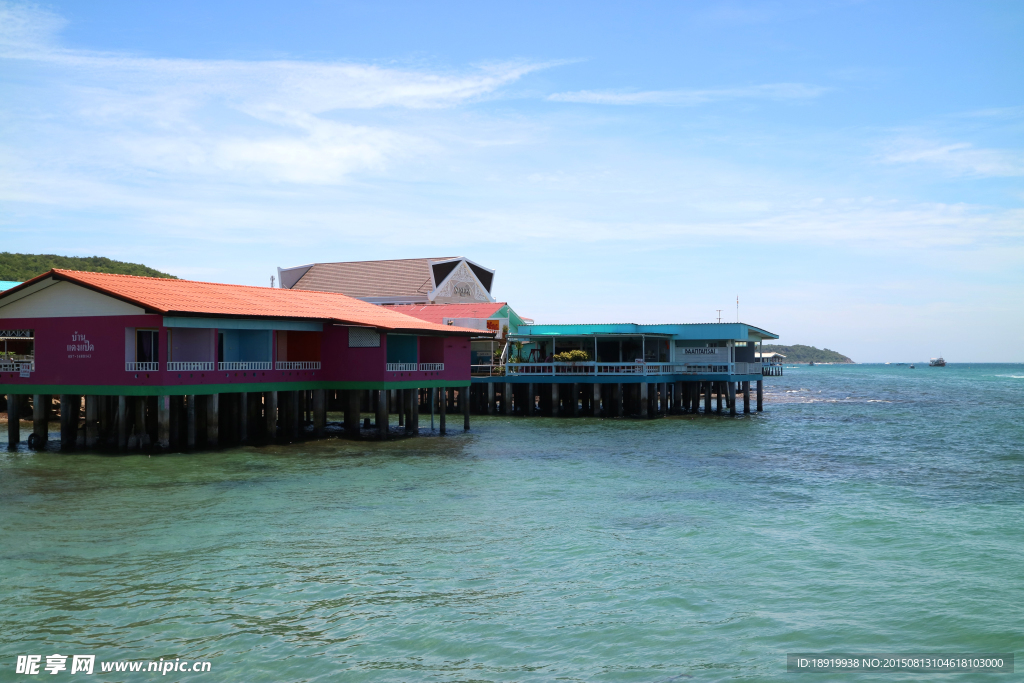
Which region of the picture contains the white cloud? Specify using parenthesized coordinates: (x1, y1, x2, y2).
(547, 83, 827, 106)
(882, 140, 1024, 177)
(0, 2, 546, 185)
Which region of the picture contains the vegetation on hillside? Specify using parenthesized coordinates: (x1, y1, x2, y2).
(0, 253, 176, 282)
(761, 344, 853, 364)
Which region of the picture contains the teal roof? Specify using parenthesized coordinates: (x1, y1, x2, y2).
(515, 322, 778, 342)
(0, 281, 21, 291)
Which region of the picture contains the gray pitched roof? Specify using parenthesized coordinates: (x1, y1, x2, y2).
(293, 257, 458, 297)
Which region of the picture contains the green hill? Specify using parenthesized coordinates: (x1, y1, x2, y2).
(761, 344, 853, 364)
(0, 252, 176, 282)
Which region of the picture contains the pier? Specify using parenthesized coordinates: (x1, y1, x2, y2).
(466, 323, 777, 418)
(1, 269, 483, 451)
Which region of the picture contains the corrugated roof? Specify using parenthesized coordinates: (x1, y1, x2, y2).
(383, 302, 506, 324)
(293, 257, 457, 297)
(3, 270, 486, 335)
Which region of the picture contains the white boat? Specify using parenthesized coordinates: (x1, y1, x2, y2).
(929, 357, 946, 367)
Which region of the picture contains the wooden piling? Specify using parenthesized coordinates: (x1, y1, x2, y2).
(207, 393, 219, 447)
(412, 388, 420, 432)
(376, 389, 388, 439)
(525, 383, 534, 417)
(703, 382, 712, 415)
(639, 382, 648, 418)
(551, 383, 560, 417)
(439, 387, 447, 435)
(463, 385, 470, 430)
(503, 383, 513, 415)
(32, 394, 48, 449)
(487, 383, 495, 414)
(84, 395, 98, 448)
(757, 380, 763, 412)
(729, 382, 737, 416)
(7, 393, 20, 448)
(743, 381, 750, 414)
(186, 395, 197, 449)
(158, 395, 170, 450)
(313, 389, 325, 438)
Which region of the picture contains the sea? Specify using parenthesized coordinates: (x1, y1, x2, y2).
(1, 364, 1022, 682)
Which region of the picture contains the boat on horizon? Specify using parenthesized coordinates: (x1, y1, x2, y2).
(929, 357, 946, 367)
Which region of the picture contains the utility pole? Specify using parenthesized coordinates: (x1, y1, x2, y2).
(716, 310, 722, 323)
(271, 275, 275, 288)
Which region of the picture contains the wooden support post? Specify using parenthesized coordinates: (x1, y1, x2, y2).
(615, 383, 623, 417)
(572, 383, 580, 417)
(757, 380, 763, 412)
(158, 395, 170, 450)
(412, 388, 420, 433)
(207, 393, 219, 447)
(551, 383, 560, 417)
(32, 394, 48, 449)
(716, 382, 723, 414)
(464, 386, 471, 430)
(290, 390, 300, 441)
(239, 392, 249, 443)
(525, 383, 534, 417)
(114, 395, 126, 451)
(313, 389, 325, 438)
(186, 395, 197, 449)
(344, 390, 360, 438)
(502, 383, 512, 415)
(593, 383, 602, 416)
(398, 389, 405, 427)
(675, 382, 683, 414)
(487, 383, 495, 414)
(59, 395, 71, 450)
(84, 395, 98, 448)
(376, 389, 388, 439)
(439, 387, 447, 435)
(704, 382, 712, 415)
(743, 381, 750, 414)
(135, 396, 149, 448)
(7, 393, 20, 449)
(729, 382, 737, 416)
(404, 389, 414, 434)
(658, 382, 667, 415)
(639, 382, 648, 419)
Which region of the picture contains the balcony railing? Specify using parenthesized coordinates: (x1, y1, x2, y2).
(502, 361, 746, 377)
(0, 360, 34, 372)
(275, 361, 321, 370)
(386, 362, 418, 372)
(419, 363, 444, 372)
(125, 362, 159, 372)
(219, 362, 273, 371)
(167, 361, 215, 371)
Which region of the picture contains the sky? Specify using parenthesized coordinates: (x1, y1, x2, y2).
(1, 0, 1022, 362)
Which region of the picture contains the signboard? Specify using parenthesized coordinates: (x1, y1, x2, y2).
(679, 346, 730, 362)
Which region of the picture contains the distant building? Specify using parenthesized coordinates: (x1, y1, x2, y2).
(277, 257, 496, 305)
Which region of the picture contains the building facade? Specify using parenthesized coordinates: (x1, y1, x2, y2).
(1, 269, 487, 450)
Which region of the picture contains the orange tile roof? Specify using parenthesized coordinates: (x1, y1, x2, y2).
(383, 302, 506, 324)
(6, 270, 488, 335)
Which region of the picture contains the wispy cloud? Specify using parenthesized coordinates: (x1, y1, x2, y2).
(0, 2, 547, 184)
(882, 140, 1024, 177)
(547, 82, 827, 106)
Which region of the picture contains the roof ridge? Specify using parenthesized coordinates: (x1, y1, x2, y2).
(53, 269, 378, 298)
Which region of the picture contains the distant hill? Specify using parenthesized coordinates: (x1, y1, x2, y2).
(0, 252, 176, 282)
(762, 344, 854, 364)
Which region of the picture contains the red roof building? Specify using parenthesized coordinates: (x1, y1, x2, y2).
(0, 270, 489, 450)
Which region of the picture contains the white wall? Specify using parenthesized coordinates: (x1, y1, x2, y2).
(0, 280, 144, 318)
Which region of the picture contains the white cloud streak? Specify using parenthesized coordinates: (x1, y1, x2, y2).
(547, 83, 828, 105)
(882, 140, 1024, 177)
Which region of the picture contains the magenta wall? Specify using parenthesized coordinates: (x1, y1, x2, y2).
(0, 314, 472, 390)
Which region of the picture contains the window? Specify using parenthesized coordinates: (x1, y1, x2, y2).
(348, 327, 381, 348)
(136, 329, 159, 363)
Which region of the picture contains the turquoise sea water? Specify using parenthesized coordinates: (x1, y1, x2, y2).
(1, 364, 1022, 682)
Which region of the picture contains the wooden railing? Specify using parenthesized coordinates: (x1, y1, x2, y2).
(386, 362, 418, 372)
(276, 361, 321, 370)
(125, 362, 159, 372)
(167, 362, 215, 371)
(218, 362, 273, 370)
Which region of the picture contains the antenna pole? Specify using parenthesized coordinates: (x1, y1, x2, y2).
(271, 275, 276, 288)
(736, 295, 739, 322)
(716, 309, 722, 323)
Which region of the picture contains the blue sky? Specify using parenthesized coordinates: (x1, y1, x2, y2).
(1, 0, 1022, 362)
